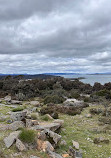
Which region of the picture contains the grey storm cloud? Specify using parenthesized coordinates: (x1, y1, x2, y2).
(0, 0, 111, 73)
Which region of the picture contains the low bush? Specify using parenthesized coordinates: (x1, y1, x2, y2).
(84, 97, 90, 102)
(19, 129, 36, 143)
(40, 105, 83, 116)
(98, 117, 111, 125)
(40, 107, 59, 119)
(31, 113, 38, 120)
(44, 95, 65, 104)
(51, 112, 58, 119)
(41, 115, 50, 121)
(90, 108, 103, 115)
(96, 89, 110, 97)
(70, 89, 80, 99)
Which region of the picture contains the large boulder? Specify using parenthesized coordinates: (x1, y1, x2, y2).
(9, 121, 25, 130)
(44, 129, 61, 147)
(37, 139, 54, 152)
(4, 131, 21, 148)
(0, 121, 24, 131)
(11, 111, 27, 121)
(38, 129, 61, 148)
(31, 123, 61, 132)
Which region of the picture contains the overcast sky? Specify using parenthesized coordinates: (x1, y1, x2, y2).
(0, 0, 111, 74)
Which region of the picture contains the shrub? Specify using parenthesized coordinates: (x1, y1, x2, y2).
(40, 106, 83, 116)
(40, 107, 59, 119)
(44, 95, 65, 104)
(31, 113, 39, 120)
(0, 82, 3, 89)
(98, 117, 111, 125)
(19, 129, 36, 143)
(67, 109, 81, 115)
(51, 112, 58, 119)
(41, 115, 50, 121)
(12, 107, 24, 112)
(84, 97, 90, 102)
(70, 90, 80, 99)
(90, 108, 103, 115)
(96, 89, 110, 97)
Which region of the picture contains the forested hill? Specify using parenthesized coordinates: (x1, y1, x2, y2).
(0, 74, 57, 80)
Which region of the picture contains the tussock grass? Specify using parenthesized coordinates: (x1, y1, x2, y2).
(19, 129, 36, 143)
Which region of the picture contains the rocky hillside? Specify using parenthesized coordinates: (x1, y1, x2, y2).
(0, 95, 111, 158)
(0, 77, 111, 157)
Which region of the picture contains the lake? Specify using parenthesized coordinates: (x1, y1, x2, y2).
(57, 74, 111, 86)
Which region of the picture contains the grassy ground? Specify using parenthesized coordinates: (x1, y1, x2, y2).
(57, 105, 111, 158)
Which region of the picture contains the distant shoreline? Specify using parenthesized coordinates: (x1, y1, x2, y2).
(67, 77, 86, 81)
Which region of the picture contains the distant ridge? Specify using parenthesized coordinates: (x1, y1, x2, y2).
(0, 74, 56, 80)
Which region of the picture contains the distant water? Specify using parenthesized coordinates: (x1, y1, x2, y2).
(58, 74, 111, 86)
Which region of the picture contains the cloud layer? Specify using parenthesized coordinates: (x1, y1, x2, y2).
(0, 0, 111, 74)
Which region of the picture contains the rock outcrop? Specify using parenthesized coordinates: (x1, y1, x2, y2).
(11, 111, 27, 121)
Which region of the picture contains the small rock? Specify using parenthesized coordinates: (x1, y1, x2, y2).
(4, 95, 11, 102)
(85, 114, 92, 118)
(69, 146, 82, 158)
(60, 140, 67, 146)
(25, 119, 33, 128)
(31, 107, 38, 112)
(7, 120, 13, 124)
(38, 130, 46, 141)
(12, 153, 22, 157)
(94, 137, 109, 144)
(16, 139, 26, 151)
(45, 114, 54, 120)
(62, 154, 70, 158)
(4, 131, 21, 148)
(30, 156, 40, 158)
(47, 150, 63, 158)
(30, 101, 40, 107)
(32, 120, 39, 126)
(72, 140, 79, 150)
